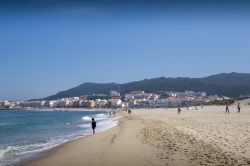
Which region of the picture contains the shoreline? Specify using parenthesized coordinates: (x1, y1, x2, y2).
(0, 110, 120, 166)
(16, 106, 250, 166)
(0, 108, 116, 112)
(22, 112, 155, 166)
(16, 127, 118, 166)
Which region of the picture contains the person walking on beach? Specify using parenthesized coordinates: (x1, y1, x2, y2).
(237, 103, 241, 114)
(178, 106, 181, 115)
(91, 118, 97, 134)
(128, 108, 132, 114)
(225, 105, 229, 114)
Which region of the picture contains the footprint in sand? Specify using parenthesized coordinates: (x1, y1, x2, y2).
(110, 134, 117, 143)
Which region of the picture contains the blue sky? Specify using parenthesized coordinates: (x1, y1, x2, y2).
(0, 1, 250, 100)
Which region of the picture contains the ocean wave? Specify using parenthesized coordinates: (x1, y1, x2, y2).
(96, 120, 118, 132)
(0, 138, 69, 166)
(1, 139, 63, 157)
(77, 124, 90, 128)
(0, 149, 4, 160)
(82, 116, 92, 121)
(79, 116, 118, 134)
(95, 113, 107, 118)
(0, 123, 14, 126)
(0, 111, 118, 166)
(82, 113, 109, 122)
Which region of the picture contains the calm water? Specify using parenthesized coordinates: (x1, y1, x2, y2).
(0, 110, 118, 166)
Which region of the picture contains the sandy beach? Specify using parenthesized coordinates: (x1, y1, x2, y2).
(24, 106, 250, 166)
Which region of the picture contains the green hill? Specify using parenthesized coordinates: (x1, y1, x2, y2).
(42, 72, 250, 100)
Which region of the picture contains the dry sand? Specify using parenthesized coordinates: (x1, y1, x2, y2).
(25, 106, 250, 166)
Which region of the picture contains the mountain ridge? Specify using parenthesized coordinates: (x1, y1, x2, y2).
(41, 72, 250, 100)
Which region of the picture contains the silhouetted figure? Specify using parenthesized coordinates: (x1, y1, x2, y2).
(237, 103, 241, 114)
(178, 106, 181, 115)
(225, 105, 229, 114)
(91, 118, 97, 134)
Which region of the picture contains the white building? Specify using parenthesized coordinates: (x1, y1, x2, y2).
(124, 93, 135, 101)
(50, 101, 58, 108)
(148, 94, 159, 101)
(19, 101, 46, 108)
(57, 99, 70, 107)
(128, 100, 137, 107)
(109, 99, 122, 107)
(125, 91, 158, 101)
(70, 97, 80, 100)
(134, 93, 158, 100)
(44, 101, 58, 108)
(121, 102, 129, 108)
(200, 92, 207, 97)
(110, 90, 120, 97)
(96, 99, 108, 108)
(149, 98, 182, 108)
(149, 99, 171, 108)
(130, 91, 145, 94)
(0, 100, 11, 108)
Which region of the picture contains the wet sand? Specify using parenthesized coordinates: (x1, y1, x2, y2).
(24, 106, 250, 166)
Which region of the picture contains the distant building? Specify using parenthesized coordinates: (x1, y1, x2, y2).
(94, 94, 107, 97)
(128, 100, 137, 108)
(57, 99, 70, 107)
(134, 99, 148, 108)
(166, 91, 178, 97)
(166, 91, 206, 98)
(130, 91, 145, 94)
(168, 97, 183, 107)
(122, 102, 129, 108)
(200, 92, 207, 97)
(49, 101, 58, 108)
(125, 91, 159, 105)
(44, 101, 58, 108)
(134, 93, 158, 100)
(149, 99, 172, 108)
(95, 99, 108, 108)
(110, 90, 120, 97)
(148, 94, 159, 101)
(108, 99, 122, 108)
(2, 100, 11, 107)
(72, 100, 80, 107)
(0, 100, 16, 108)
(71, 97, 80, 100)
(124, 93, 135, 101)
(185, 91, 207, 97)
(0, 101, 3, 108)
(79, 100, 96, 108)
(79, 95, 89, 100)
(19, 101, 46, 108)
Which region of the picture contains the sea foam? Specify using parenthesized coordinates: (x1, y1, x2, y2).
(0, 110, 117, 166)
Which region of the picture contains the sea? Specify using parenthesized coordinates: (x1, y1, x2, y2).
(0, 109, 118, 166)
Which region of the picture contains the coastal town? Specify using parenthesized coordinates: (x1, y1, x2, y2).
(0, 90, 231, 110)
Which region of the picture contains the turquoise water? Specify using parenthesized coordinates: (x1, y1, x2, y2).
(0, 110, 117, 166)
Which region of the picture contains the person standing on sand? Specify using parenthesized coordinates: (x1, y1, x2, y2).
(178, 106, 181, 115)
(237, 103, 241, 114)
(225, 105, 229, 114)
(91, 118, 97, 134)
